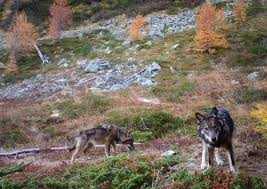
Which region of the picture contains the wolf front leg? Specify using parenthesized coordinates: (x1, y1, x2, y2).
(105, 142, 111, 157)
(201, 140, 208, 170)
(207, 147, 215, 169)
(215, 148, 224, 166)
(70, 144, 80, 164)
(226, 144, 237, 173)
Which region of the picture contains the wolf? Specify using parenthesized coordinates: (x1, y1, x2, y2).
(195, 107, 237, 173)
(68, 124, 135, 163)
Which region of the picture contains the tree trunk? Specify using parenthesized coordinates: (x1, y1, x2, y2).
(33, 43, 44, 61)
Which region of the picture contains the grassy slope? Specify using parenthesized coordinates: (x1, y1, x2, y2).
(0, 1, 267, 188)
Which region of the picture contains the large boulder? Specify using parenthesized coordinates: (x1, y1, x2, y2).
(142, 62, 161, 78)
(84, 60, 112, 73)
(247, 71, 265, 81)
(95, 70, 125, 89)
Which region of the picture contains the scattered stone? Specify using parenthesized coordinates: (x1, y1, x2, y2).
(142, 62, 161, 78)
(34, 74, 44, 82)
(105, 47, 112, 55)
(50, 110, 60, 118)
(0, 62, 6, 69)
(145, 40, 152, 46)
(170, 66, 176, 74)
(60, 63, 69, 68)
(57, 58, 67, 66)
(122, 40, 131, 47)
(171, 44, 180, 50)
(84, 60, 112, 73)
(231, 80, 240, 85)
(54, 78, 68, 85)
(127, 57, 135, 62)
(247, 71, 264, 81)
(137, 97, 160, 104)
(76, 59, 88, 68)
(135, 44, 141, 50)
(95, 70, 124, 90)
(161, 150, 177, 157)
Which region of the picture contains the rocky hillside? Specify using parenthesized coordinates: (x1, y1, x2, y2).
(0, 0, 267, 188)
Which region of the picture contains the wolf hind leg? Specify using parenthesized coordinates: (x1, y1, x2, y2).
(215, 148, 224, 166)
(82, 143, 93, 160)
(226, 144, 238, 173)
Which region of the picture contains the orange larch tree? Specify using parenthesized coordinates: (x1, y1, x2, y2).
(233, 0, 247, 25)
(7, 12, 49, 70)
(7, 12, 37, 70)
(195, 3, 229, 53)
(48, 0, 72, 39)
(129, 15, 145, 41)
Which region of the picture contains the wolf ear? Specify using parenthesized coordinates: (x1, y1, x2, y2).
(210, 107, 218, 117)
(195, 112, 204, 123)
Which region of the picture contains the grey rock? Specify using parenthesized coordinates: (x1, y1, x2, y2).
(247, 71, 264, 81)
(122, 40, 132, 47)
(54, 78, 68, 85)
(171, 44, 180, 50)
(231, 80, 240, 85)
(0, 62, 6, 69)
(136, 77, 156, 87)
(84, 60, 112, 73)
(76, 59, 88, 68)
(95, 71, 124, 89)
(170, 66, 176, 74)
(57, 58, 67, 66)
(145, 41, 152, 46)
(34, 74, 44, 82)
(60, 63, 69, 68)
(142, 62, 161, 78)
(161, 150, 177, 157)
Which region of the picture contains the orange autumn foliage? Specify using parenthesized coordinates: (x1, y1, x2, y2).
(233, 0, 247, 24)
(195, 3, 229, 53)
(48, 0, 72, 39)
(7, 12, 37, 67)
(129, 15, 145, 41)
(7, 12, 37, 53)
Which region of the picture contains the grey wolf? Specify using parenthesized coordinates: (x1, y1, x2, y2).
(68, 124, 135, 163)
(195, 107, 237, 173)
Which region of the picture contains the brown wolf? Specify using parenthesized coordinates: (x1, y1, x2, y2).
(68, 124, 135, 163)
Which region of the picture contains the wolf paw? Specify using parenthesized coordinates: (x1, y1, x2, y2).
(216, 160, 225, 166)
(201, 164, 208, 170)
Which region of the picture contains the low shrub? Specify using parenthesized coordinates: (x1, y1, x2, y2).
(105, 110, 184, 138)
(234, 88, 267, 104)
(151, 80, 196, 102)
(48, 93, 112, 119)
(132, 131, 154, 143)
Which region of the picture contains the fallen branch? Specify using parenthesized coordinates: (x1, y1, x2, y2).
(0, 147, 67, 157)
(0, 143, 142, 157)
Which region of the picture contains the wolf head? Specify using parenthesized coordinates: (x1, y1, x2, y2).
(195, 107, 224, 147)
(108, 125, 135, 151)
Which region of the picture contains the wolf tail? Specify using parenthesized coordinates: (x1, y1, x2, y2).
(67, 140, 77, 152)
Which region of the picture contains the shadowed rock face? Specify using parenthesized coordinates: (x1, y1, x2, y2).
(0, 60, 161, 100)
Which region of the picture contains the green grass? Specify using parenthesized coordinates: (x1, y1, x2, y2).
(0, 154, 266, 189)
(234, 87, 267, 104)
(44, 93, 112, 120)
(151, 80, 196, 102)
(105, 110, 184, 138)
